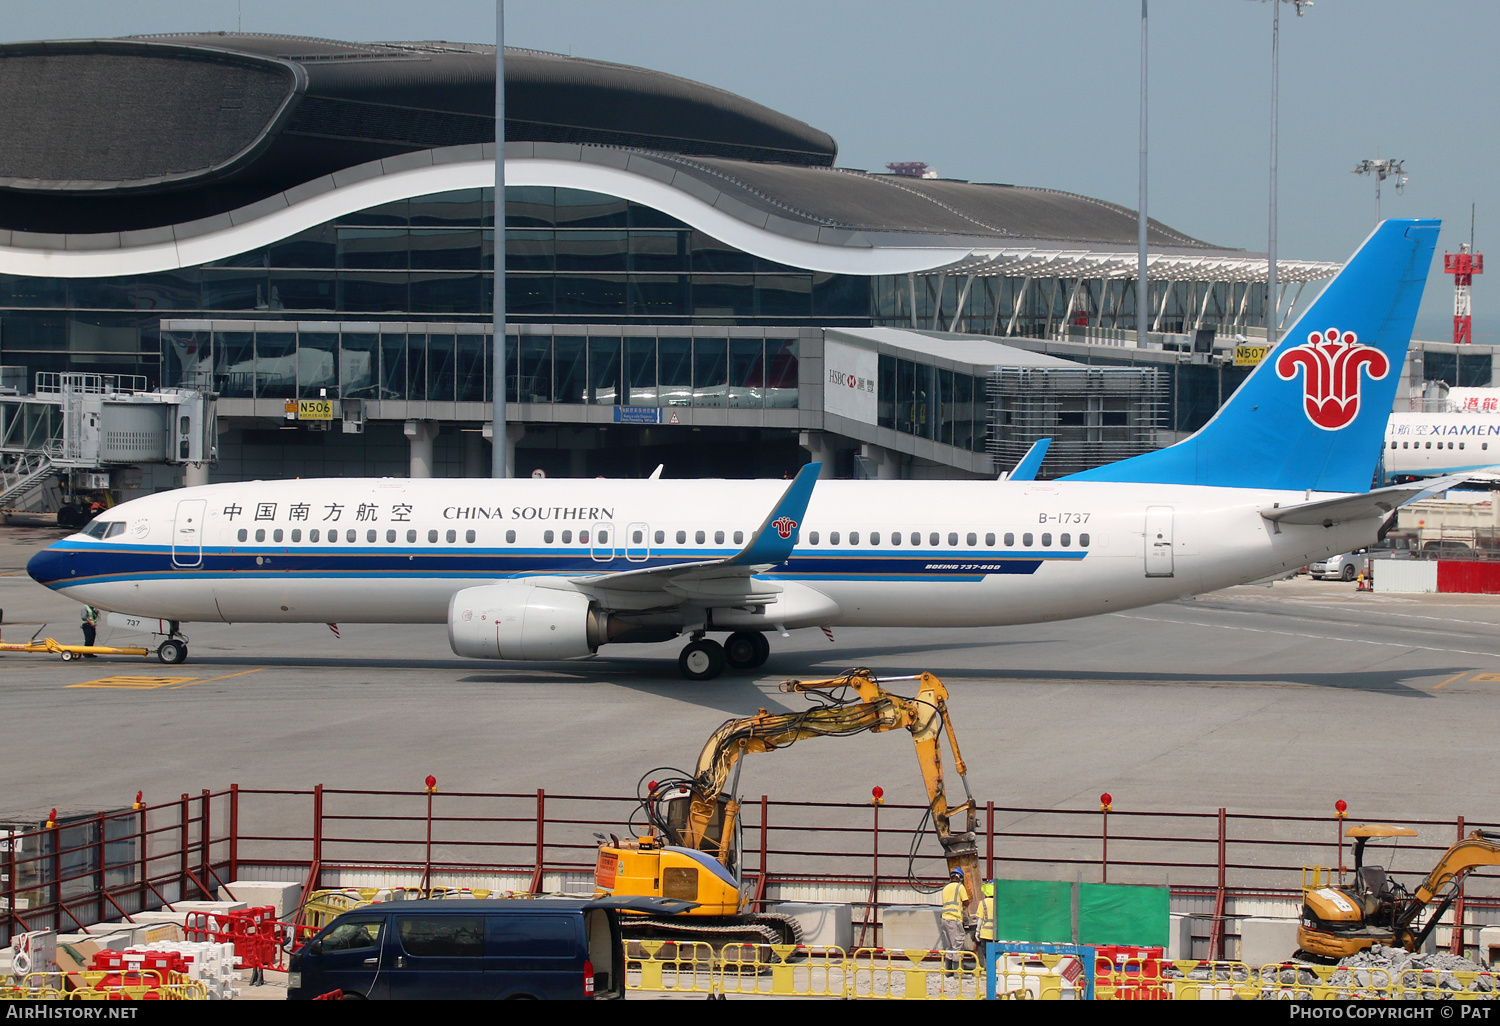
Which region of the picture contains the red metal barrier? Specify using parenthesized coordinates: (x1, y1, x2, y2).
(1437, 560, 1500, 593)
(183, 906, 279, 970)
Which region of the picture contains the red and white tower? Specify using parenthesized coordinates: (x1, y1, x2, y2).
(1444, 243, 1484, 344)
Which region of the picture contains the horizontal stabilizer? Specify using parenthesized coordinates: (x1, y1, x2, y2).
(1262, 473, 1478, 526)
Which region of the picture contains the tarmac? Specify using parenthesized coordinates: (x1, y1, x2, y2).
(3, 520, 1500, 829)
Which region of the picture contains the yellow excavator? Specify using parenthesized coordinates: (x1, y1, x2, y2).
(1297, 824, 1500, 960)
(593, 669, 981, 947)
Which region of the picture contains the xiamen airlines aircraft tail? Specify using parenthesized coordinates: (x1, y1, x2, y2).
(1067, 219, 1440, 493)
(28, 220, 1447, 680)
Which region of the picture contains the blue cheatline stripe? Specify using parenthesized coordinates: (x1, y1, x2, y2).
(32, 542, 1088, 589)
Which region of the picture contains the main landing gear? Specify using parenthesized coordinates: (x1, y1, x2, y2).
(677, 631, 771, 681)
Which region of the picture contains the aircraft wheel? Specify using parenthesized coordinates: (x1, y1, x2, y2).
(158, 640, 188, 665)
(724, 631, 770, 669)
(678, 639, 726, 681)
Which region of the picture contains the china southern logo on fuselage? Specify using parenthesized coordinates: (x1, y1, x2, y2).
(1274, 327, 1390, 431)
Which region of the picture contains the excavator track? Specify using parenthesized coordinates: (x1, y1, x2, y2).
(623, 912, 804, 955)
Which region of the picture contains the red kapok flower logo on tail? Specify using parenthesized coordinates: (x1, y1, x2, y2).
(1275, 327, 1390, 431)
(772, 516, 798, 540)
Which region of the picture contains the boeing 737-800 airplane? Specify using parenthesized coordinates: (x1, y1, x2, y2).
(28, 220, 1451, 679)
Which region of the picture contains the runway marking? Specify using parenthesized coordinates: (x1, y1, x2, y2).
(1112, 613, 1500, 659)
(168, 669, 263, 688)
(67, 675, 197, 690)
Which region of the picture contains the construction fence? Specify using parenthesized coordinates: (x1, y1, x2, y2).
(5, 784, 1499, 962)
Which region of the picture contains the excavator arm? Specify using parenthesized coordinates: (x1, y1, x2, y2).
(1397, 831, 1500, 945)
(674, 670, 980, 905)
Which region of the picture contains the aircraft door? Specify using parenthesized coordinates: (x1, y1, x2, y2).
(172, 499, 207, 568)
(591, 522, 615, 563)
(1144, 505, 1174, 578)
(625, 522, 650, 562)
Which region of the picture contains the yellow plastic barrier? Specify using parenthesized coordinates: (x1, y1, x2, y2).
(991, 952, 1085, 1000)
(627, 940, 719, 995)
(848, 947, 984, 1000)
(715, 944, 849, 998)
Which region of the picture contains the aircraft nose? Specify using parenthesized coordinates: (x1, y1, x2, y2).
(26, 544, 70, 589)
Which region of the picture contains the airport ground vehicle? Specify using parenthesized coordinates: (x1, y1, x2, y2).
(1297, 825, 1500, 960)
(287, 896, 690, 1000)
(593, 669, 980, 947)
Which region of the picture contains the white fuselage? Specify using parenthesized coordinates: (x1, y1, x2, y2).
(1386, 412, 1500, 477)
(33, 477, 1380, 632)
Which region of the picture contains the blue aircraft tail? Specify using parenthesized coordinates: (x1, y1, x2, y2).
(1064, 219, 1440, 492)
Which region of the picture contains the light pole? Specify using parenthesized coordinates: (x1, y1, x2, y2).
(1137, 0, 1148, 347)
(493, 0, 508, 478)
(1352, 158, 1408, 223)
(1257, 0, 1312, 349)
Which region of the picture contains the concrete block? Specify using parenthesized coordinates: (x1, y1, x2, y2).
(169, 901, 246, 914)
(880, 905, 942, 951)
(772, 903, 852, 952)
(1478, 926, 1500, 967)
(1239, 917, 1300, 968)
(219, 880, 302, 919)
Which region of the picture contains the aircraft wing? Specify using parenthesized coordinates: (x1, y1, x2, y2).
(576, 462, 820, 595)
(1261, 472, 1489, 527)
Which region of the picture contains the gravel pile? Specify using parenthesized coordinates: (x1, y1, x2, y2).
(1331, 944, 1495, 995)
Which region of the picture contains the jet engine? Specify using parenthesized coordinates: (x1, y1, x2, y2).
(447, 582, 610, 660)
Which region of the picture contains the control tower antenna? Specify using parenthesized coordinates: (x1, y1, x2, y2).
(1444, 207, 1483, 345)
(1352, 158, 1408, 223)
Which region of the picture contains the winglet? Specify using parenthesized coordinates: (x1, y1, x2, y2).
(1005, 438, 1051, 481)
(726, 462, 821, 567)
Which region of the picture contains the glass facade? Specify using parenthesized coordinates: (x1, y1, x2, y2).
(161, 323, 799, 408)
(0, 187, 869, 390)
(875, 354, 988, 454)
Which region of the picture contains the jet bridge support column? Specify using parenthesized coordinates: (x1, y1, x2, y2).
(405, 420, 437, 479)
(184, 463, 209, 487)
(799, 431, 838, 479)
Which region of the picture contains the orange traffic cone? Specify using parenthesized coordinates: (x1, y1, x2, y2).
(1356, 572, 1369, 592)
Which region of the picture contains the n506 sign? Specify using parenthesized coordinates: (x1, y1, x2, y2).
(285, 399, 334, 420)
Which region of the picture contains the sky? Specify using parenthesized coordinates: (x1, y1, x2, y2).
(4, 0, 1497, 341)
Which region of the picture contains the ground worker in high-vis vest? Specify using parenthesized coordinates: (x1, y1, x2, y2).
(976, 881, 997, 970)
(940, 868, 970, 971)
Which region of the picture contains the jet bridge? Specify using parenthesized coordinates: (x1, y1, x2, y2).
(0, 372, 215, 524)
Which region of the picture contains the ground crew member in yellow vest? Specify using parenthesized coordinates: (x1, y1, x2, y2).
(976, 881, 997, 971)
(939, 867, 970, 972)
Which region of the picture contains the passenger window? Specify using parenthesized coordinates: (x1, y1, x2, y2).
(1042, 533, 1052, 546)
(544, 530, 554, 543)
(1390, 441, 1397, 449)
(654, 530, 664, 544)
(318, 917, 384, 953)
(562, 531, 573, 544)
(407, 530, 417, 542)
(1023, 533, 1033, 546)
(911, 532, 921, 545)
(1005, 533, 1015, 546)
(1061, 533, 1071, 547)
(396, 916, 484, 958)
(445, 530, 456, 543)
(346, 529, 356, 543)
(506, 530, 516, 543)
(466, 530, 476, 543)
(809, 531, 820, 544)
(366, 529, 376, 543)
(273, 529, 284, 542)
(1080, 533, 1090, 547)
(948, 532, 958, 546)
(291, 529, 302, 542)
(830, 531, 840, 545)
(579, 531, 589, 544)
(237, 529, 248, 542)
(255, 529, 265, 542)
(695, 530, 706, 544)
(676, 530, 686, 544)
(891, 532, 901, 546)
(929, 533, 939, 546)
(715, 530, 725, 544)
(598, 530, 608, 544)
(849, 532, 859, 545)
(1402, 442, 1408, 449)
(967, 533, 977, 546)
(428, 529, 439, 543)
(870, 532, 881, 545)
(310, 529, 320, 542)
(1460, 443, 1465, 450)
(386, 530, 396, 543)
(1426, 442, 1432, 449)
(985, 533, 995, 546)
(734, 531, 744, 544)
(633, 530, 643, 543)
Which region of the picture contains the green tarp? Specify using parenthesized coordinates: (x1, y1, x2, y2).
(991, 878, 1169, 948)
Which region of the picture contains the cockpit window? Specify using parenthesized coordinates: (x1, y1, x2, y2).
(81, 521, 125, 540)
(106, 522, 125, 538)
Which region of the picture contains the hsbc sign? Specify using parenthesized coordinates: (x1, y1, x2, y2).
(823, 339, 879, 425)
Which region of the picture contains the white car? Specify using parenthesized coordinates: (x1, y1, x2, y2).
(1309, 551, 1365, 582)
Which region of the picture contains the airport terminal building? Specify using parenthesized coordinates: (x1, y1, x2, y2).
(1, 33, 1460, 487)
